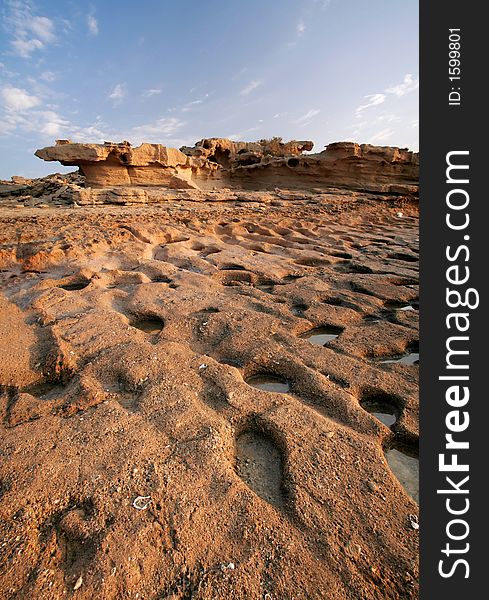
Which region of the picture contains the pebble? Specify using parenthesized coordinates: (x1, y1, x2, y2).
(73, 576, 83, 591)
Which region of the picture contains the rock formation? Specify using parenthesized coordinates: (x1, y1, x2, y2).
(33, 137, 419, 199)
(35, 140, 220, 189)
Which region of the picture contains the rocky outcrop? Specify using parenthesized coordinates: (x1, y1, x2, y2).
(180, 137, 314, 168)
(35, 140, 220, 189)
(217, 141, 419, 194)
(34, 138, 419, 195)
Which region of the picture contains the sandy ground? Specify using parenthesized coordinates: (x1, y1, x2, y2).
(0, 192, 419, 599)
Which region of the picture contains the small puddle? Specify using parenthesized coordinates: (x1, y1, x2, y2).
(364, 315, 381, 324)
(246, 375, 290, 393)
(300, 326, 343, 346)
(381, 341, 419, 365)
(382, 350, 419, 365)
(360, 398, 398, 426)
(384, 301, 416, 311)
(291, 303, 307, 316)
(256, 284, 274, 293)
(385, 445, 419, 504)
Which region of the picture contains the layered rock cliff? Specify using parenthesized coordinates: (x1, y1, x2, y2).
(35, 138, 418, 195)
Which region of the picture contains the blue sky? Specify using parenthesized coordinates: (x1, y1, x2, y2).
(0, 0, 419, 179)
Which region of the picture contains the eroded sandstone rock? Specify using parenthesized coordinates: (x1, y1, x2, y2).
(35, 140, 220, 188)
(34, 138, 419, 195)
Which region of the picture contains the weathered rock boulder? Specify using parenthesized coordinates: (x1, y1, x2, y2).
(35, 140, 219, 188)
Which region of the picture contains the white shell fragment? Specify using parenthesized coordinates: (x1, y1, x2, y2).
(132, 495, 151, 510)
(73, 576, 83, 590)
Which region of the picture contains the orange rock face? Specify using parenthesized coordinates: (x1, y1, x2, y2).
(35, 138, 418, 194)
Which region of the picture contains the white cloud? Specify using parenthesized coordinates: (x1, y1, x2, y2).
(39, 111, 70, 136)
(368, 128, 395, 145)
(295, 108, 320, 124)
(0, 105, 70, 139)
(71, 121, 110, 143)
(39, 70, 56, 82)
(181, 94, 209, 112)
(240, 80, 261, 96)
(227, 126, 260, 141)
(3, 1, 57, 57)
(375, 113, 401, 124)
(27, 15, 55, 42)
(297, 21, 305, 35)
(87, 14, 98, 36)
(130, 117, 185, 142)
(1, 86, 40, 111)
(386, 73, 419, 97)
(108, 83, 126, 104)
(11, 38, 44, 57)
(313, 0, 333, 9)
(355, 93, 386, 117)
(355, 74, 418, 117)
(142, 88, 162, 98)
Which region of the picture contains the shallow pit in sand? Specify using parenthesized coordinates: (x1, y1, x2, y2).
(129, 317, 164, 335)
(235, 429, 286, 509)
(245, 374, 290, 393)
(59, 280, 90, 291)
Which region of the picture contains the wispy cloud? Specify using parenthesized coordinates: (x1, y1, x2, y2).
(355, 74, 418, 117)
(355, 93, 386, 117)
(313, 0, 333, 9)
(3, 1, 57, 57)
(385, 73, 419, 97)
(142, 88, 162, 98)
(294, 108, 320, 125)
(87, 11, 98, 36)
(130, 117, 185, 142)
(231, 66, 248, 81)
(39, 70, 56, 82)
(297, 21, 306, 35)
(227, 125, 261, 141)
(240, 80, 261, 96)
(28, 15, 55, 41)
(108, 83, 126, 105)
(181, 94, 209, 112)
(368, 128, 395, 145)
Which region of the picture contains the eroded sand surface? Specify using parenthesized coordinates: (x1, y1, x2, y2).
(0, 193, 419, 599)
